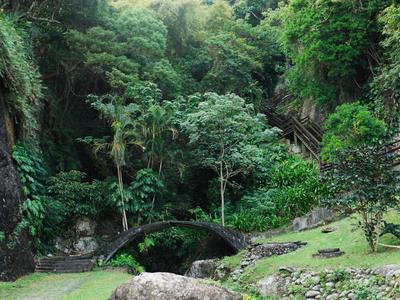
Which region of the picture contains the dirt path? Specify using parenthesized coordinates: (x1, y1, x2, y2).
(4, 273, 90, 300)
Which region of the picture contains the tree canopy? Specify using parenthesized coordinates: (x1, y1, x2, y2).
(0, 0, 399, 261)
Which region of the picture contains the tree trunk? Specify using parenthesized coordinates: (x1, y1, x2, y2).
(151, 159, 163, 212)
(117, 165, 128, 231)
(220, 162, 225, 227)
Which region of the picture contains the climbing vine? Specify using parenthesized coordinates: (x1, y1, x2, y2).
(0, 13, 42, 141)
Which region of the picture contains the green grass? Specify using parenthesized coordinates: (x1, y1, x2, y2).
(222, 250, 245, 269)
(2, 213, 400, 299)
(223, 212, 400, 283)
(0, 270, 132, 300)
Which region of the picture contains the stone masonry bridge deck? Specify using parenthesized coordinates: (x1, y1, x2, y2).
(95, 221, 250, 263)
(36, 221, 249, 273)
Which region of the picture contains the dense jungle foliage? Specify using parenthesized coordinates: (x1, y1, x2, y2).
(0, 0, 399, 261)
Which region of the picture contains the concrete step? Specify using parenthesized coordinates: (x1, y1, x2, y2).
(35, 256, 96, 273)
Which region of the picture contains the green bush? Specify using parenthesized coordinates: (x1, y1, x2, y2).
(188, 207, 214, 223)
(321, 102, 387, 162)
(108, 253, 144, 274)
(227, 188, 278, 232)
(228, 211, 277, 232)
(12, 143, 50, 252)
(108, 168, 165, 225)
(138, 237, 155, 254)
(48, 170, 105, 220)
(227, 154, 324, 232)
(266, 156, 323, 222)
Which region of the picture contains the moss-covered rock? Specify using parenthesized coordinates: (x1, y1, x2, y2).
(0, 108, 34, 281)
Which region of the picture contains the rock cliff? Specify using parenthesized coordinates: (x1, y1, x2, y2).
(0, 101, 34, 281)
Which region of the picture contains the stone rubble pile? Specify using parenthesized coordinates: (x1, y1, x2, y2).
(224, 241, 306, 281)
(241, 241, 307, 269)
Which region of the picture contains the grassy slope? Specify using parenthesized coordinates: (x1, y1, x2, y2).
(1, 214, 399, 299)
(0, 270, 132, 300)
(224, 212, 400, 284)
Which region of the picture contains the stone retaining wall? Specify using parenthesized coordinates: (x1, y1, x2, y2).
(256, 265, 400, 299)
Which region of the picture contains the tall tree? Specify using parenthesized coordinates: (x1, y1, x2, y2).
(182, 93, 277, 226)
(324, 145, 399, 252)
(86, 94, 142, 231)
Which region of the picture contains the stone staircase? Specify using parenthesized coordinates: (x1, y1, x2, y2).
(35, 256, 96, 273)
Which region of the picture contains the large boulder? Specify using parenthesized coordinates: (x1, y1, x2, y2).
(75, 217, 96, 237)
(74, 237, 98, 255)
(185, 259, 217, 278)
(109, 272, 242, 300)
(0, 107, 34, 281)
(256, 274, 290, 298)
(54, 236, 73, 255)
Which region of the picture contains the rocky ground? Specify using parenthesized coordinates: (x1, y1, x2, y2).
(256, 265, 400, 299)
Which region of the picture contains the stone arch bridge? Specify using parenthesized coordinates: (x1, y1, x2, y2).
(35, 221, 249, 272)
(96, 221, 249, 263)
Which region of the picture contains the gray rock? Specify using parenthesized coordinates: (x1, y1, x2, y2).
(305, 290, 320, 297)
(185, 259, 217, 279)
(312, 249, 344, 259)
(54, 237, 73, 255)
(321, 227, 336, 233)
(377, 292, 385, 299)
(292, 207, 334, 231)
(109, 272, 242, 300)
(325, 282, 334, 288)
(74, 237, 98, 255)
(212, 264, 232, 281)
(339, 291, 348, 297)
(0, 113, 35, 281)
(279, 266, 295, 275)
(374, 265, 400, 281)
(326, 293, 338, 300)
(311, 276, 321, 284)
(256, 274, 289, 298)
(75, 217, 96, 237)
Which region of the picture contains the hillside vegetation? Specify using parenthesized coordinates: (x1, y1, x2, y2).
(0, 1, 399, 298)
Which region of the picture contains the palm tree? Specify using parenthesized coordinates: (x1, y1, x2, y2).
(88, 94, 143, 231)
(139, 104, 177, 210)
(144, 105, 177, 173)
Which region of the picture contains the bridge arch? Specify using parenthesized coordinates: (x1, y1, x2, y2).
(96, 221, 249, 263)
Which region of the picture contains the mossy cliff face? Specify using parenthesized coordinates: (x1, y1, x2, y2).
(0, 101, 34, 281)
(0, 12, 41, 281)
